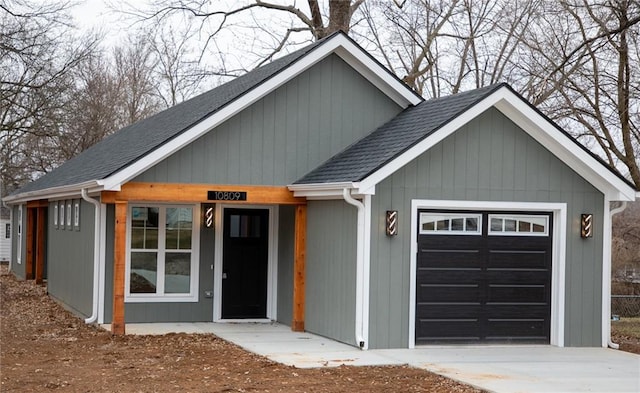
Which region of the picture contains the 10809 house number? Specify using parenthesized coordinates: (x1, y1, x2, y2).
(207, 191, 248, 201)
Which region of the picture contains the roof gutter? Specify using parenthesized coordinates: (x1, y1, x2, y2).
(342, 188, 371, 350)
(3, 180, 102, 204)
(606, 201, 627, 349)
(81, 189, 102, 324)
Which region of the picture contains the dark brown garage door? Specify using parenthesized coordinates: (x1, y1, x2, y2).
(416, 210, 552, 345)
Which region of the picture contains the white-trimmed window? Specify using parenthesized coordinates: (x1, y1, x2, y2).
(59, 202, 65, 229)
(488, 214, 549, 236)
(53, 202, 58, 228)
(126, 204, 199, 302)
(66, 201, 72, 228)
(17, 205, 22, 264)
(74, 200, 80, 230)
(419, 213, 482, 235)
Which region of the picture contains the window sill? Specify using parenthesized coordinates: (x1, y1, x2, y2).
(125, 294, 199, 303)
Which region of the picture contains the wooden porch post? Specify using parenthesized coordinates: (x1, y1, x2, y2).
(25, 208, 35, 280)
(35, 207, 46, 284)
(292, 204, 307, 332)
(112, 201, 127, 335)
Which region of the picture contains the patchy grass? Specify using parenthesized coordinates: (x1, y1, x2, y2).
(612, 317, 640, 337)
(611, 317, 640, 354)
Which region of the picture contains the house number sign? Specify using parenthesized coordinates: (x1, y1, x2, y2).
(207, 190, 247, 201)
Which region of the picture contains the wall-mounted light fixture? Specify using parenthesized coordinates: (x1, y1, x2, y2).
(581, 214, 593, 238)
(386, 210, 398, 236)
(203, 204, 215, 229)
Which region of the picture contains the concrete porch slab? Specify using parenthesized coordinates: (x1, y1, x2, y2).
(102, 322, 640, 392)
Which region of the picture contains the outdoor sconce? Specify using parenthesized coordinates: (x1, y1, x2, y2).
(203, 204, 215, 229)
(581, 214, 593, 238)
(386, 210, 398, 236)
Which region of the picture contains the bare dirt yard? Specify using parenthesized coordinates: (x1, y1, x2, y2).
(0, 265, 481, 393)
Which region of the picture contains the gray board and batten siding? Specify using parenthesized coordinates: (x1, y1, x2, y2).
(305, 200, 358, 346)
(103, 204, 215, 323)
(368, 107, 604, 349)
(133, 54, 403, 186)
(47, 199, 94, 317)
(276, 205, 296, 326)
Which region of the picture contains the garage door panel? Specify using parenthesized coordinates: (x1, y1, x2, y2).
(418, 249, 482, 269)
(417, 268, 482, 284)
(485, 319, 548, 341)
(417, 283, 481, 303)
(417, 319, 481, 342)
(486, 284, 548, 304)
(487, 250, 549, 269)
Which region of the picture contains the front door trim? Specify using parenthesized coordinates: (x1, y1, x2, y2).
(213, 204, 278, 322)
(409, 200, 567, 348)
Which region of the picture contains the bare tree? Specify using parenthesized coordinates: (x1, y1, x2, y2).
(0, 0, 98, 195)
(124, 0, 366, 70)
(523, 0, 640, 187)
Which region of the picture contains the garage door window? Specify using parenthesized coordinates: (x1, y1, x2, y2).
(419, 213, 481, 235)
(488, 215, 548, 236)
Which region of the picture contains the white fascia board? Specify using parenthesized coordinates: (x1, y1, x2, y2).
(100, 35, 419, 191)
(359, 86, 636, 201)
(288, 182, 375, 199)
(3, 180, 102, 204)
(493, 91, 636, 201)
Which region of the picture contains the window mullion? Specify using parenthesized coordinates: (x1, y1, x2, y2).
(157, 206, 167, 295)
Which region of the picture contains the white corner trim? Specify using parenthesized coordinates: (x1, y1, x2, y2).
(408, 199, 566, 348)
(359, 86, 636, 202)
(100, 35, 418, 192)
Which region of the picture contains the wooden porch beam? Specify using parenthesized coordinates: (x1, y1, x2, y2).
(112, 201, 127, 335)
(25, 208, 35, 280)
(101, 182, 305, 205)
(292, 204, 307, 332)
(35, 206, 46, 285)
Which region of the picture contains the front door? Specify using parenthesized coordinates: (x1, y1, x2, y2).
(221, 208, 269, 319)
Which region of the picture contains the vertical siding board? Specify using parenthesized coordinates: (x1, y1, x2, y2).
(297, 72, 310, 178)
(46, 200, 95, 317)
(277, 206, 295, 326)
(305, 200, 356, 345)
(368, 107, 605, 348)
(250, 101, 264, 184)
(261, 94, 276, 185)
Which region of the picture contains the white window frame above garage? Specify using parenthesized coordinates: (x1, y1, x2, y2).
(408, 199, 567, 349)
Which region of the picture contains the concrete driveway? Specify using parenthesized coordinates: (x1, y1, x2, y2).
(122, 322, 640, 392)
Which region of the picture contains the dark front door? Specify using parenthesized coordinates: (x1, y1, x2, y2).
(222, 208, 269, 319)
(416, 210, 553, 344)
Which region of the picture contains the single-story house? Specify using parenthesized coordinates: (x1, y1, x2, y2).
(5, 32, 638, 350)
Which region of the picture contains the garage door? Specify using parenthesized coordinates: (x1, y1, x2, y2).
(416, 210, 552, 345)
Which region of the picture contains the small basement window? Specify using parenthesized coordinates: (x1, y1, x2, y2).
(488, 214, 549, 236)
(419, 213, 482, 235)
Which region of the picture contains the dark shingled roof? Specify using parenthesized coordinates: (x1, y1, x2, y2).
(11, 37, 328, 196)
(294, 84, 505, 184)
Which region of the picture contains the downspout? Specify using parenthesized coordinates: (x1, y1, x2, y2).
(342, 188, 367, 349)
(81, 189, 101, 324)
(607, 201, 627, 349)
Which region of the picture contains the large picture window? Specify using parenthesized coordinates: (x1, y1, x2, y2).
(126, 204, 199, 302)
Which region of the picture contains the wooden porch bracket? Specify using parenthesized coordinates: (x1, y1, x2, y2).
(292, 204, 307, 332)
(112, 201, 127, 335)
